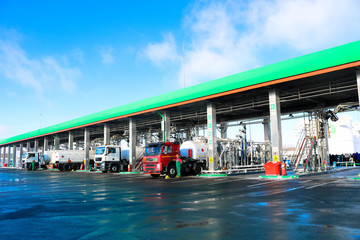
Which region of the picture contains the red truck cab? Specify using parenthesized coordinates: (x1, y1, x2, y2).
(143, 142, 180, 178)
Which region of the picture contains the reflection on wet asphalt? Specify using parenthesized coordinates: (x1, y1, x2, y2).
(0, 168, 359, 240)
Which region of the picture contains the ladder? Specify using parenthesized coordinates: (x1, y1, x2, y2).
(294, 120, 317, 173)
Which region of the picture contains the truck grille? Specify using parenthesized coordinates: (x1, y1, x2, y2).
(145, 158, 157, 162)
(95, 158, 102, 162)
(144, 163, 157, 171)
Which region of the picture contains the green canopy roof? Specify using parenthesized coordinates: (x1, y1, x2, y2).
(1, 40, 360, 146)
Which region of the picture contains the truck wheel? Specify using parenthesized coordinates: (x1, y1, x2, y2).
(73, 164, 79, 171)
(151, 174, 159, 178)
(167, 164, 177, 178)
(64, 164, 71, 171)
(26, 163, 32, 171)
(195, 163, 203, 174)
(110, 164, 119, 173)
(58, 164, 64, 171)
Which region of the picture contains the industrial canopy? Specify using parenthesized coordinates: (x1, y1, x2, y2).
(1, 40, 360, 146)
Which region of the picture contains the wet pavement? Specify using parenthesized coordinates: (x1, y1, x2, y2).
(0, 168, 359, 240)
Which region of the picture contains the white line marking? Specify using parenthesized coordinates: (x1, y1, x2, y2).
(246, 180, 286, 188)
(208, 179, 243, 185)
(305, 180, 340, 189)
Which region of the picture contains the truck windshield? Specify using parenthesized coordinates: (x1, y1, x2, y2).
(28, 153, 35, 158)
(144, 146, 163, 156)
(95, 147, 105, 155)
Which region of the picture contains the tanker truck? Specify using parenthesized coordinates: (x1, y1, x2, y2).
(50, 150, 91, 171)
(94, 145, 144, 173)
(143, 141, 207, 178)
(22, 152, 51, 170)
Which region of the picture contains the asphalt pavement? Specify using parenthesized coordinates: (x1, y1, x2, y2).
(0, 167, 359, 240)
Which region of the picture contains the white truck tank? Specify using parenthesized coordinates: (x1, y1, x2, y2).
(121, 146, 145, 162)
(51, 150, 87, 164)
(180, 141, 208, 161)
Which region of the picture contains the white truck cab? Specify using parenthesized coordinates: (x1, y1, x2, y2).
(94, 145, 127, 172)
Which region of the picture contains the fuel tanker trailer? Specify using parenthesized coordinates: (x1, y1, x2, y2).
(51, 150, 89, 171)
(22, 151, 51, 170)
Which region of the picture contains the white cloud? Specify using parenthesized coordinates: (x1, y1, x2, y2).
(143, 0, 360, 87)
(142, 33, 180, 66)
(98, 46, 115, 63)
(259, 0, 360, 51)
(0, 36, 81, 93)
(0, 124, 11, 139)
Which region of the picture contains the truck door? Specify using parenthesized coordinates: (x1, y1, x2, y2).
(108, 147, 116, 162)
(163, 145, 174, 163)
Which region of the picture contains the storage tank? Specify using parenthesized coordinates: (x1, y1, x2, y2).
(328, 115, 355, 154)
(43, 151, 52, 164)
(121, 146, 144, 162)
(180, 141, 208, 160)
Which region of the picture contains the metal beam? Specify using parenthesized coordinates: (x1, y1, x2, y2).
(129, 119, 136, 170)
(269, 89, 283, 162)
(207, 103, 217, 171)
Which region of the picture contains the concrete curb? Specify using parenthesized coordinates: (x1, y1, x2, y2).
(348, 177, 360, 180)
(259, 175, 299, 179)
(120, 172, 141, 174)
(198, 174, 228, 177)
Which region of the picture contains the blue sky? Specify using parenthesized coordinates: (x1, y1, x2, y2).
(0, 0, 360, 143)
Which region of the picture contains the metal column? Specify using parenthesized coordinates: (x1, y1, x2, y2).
(0, 147, 3, 165)
(164, 112, 171, 141)
(7, 146, 11, 166)
(26, 141, 30, 152)
(68, 132, 74, 150)
(357, 70, 360, 106)
(323, 120, 330, 168)
(12, 144, 16, 167)
(220, 123, 228, 139)
(129, 119, 136, 170)
(54, 135, 59, 150)
(43, 137, 48, 152)
(19, 143, 23, 168)
(207, 103, 217, 171)
(34, 139, 39, 152)
(269, 89, 283, 162)
(104, 124, 110, 145)
(84, 128, 90, 170)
